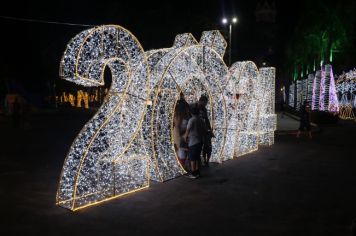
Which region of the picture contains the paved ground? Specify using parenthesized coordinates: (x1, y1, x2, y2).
(276, 112, 319, 133)
(1, 109, 355, 235)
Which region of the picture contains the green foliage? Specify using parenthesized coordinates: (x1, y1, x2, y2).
(285, 0, 356, 79)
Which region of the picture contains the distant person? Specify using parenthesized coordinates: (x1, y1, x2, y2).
(280, 99, 285, 118)
(177, 108, 190, 170)
(296, 101, 312, 139)
(173, 92, 190, 151)
(184, 104, 204, 178)
(197, 95, 214, 166)
(173, 93, 191, 170)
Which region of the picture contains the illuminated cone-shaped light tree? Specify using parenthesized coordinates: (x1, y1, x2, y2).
(296, 80, 302, 110)
(312, 70, 322, 110)
(336, 69, 356, 120)
(307, 74, 314, 104)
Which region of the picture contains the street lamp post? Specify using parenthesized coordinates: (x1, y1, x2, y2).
(222, 17, 238, 66)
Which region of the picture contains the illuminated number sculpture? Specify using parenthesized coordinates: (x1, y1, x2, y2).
(258, 67, 276, 146)
(229, 61, 260, 156)
(147, 30, 229, 177)
(57, 25, 277, 211)
(144, 33, 200, 181)
(56, 25, 150, 211)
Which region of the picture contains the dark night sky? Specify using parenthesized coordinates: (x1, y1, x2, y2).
(0, 0, 301, 94)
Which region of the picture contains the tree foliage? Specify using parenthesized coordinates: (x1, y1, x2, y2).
(285, 0, 356, 79)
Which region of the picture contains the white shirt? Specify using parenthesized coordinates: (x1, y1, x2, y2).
(187, 115, 202, 146)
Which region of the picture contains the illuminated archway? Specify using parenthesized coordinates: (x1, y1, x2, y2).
(146, 31, 229, 182)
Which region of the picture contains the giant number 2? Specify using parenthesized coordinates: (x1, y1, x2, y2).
(56, 25, 150, 211)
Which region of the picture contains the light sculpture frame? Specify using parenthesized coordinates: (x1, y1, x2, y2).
(146, 31, 230, 177)
(307, 74, 314, 104)
(325, 65, 339, 113)
(258, 67, 276, 146)
(337, 69, 356, 120)
(56, 25, 150, 211)
(312, 70, 322, 110)
(289, 83, 295, 108)
(296, 80, 302, 111)
(228, 61, 260, 157)
(57, 25, 277, 211)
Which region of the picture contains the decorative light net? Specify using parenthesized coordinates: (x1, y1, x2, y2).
(56, 25, 150, 211)
(258, 67, 276, 146)
(336, 69, 356, 120)
(289, 83, 295, 108)
(312, 70, 322, 110)
(57, 25, 276, 211)
(229, 61, 260, 157)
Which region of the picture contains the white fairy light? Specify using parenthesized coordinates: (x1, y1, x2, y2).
(57, 25, 277, 211)
(302, 78, 308, 104)
(325, 65, 339, 113)
(312, 70, 322, 110)
(146, 31, 229, 179)
(56, 25, 150, 211)
(307, 74, 314, 104)
(289, 83, 295, 108)
(336, 69, 356, 120)
(296, 80, 302, 111)
(229, 61, 259, 157)
(258, 67, 276, 146)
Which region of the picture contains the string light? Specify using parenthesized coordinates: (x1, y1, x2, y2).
(57, 25, 276, 211)
(56, 25, 150, 211)
(228, 61, 260, 157)
(312, 70, 322, 110)
(289, 83, 295, 108)
(307, 74, 314, 104)
(319, 67, 327, 111)
(146, 31, 229, 176)
(326, 65, 339, 113)
(336, 69, 356, 120)
(289, 65, 338, 113)
(296, 80, 302, 111)
(258, 67, 276, 146)
(302, 78, 308, 104)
